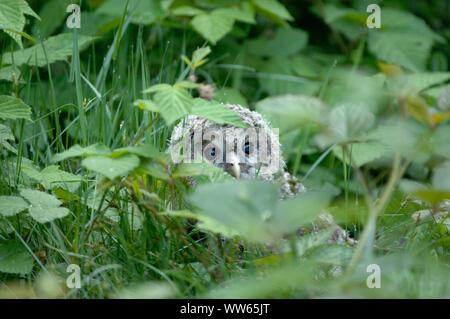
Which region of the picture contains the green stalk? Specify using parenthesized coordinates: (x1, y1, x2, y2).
(73, 28, 87, 145)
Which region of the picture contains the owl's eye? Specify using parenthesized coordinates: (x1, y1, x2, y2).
(210, 148, 216, 157)
(244, 142, 250, 155)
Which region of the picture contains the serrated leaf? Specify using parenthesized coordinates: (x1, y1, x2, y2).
(295, 228, 336, 257)
(190, 98, 247, 127)
(305, 243, 353, 266)
(213, 7, 255, 24)
(215, 87, 248, 107)
(252, 0, 293, 22)
(0, 95, 31, 121)
(0, 123, 17, 153)
(22, 165, 83, 193)
(2, 33, 96, 67)
(247, 28, 308, 57)
(111, 144, 159, 159)
(82, 154, 140, 180)
(153, 86, 193, 124)
(190, 12, 234, 44)
(171, 5, 204, 16)
(52, 144, 112, 162)
(0, 240, 34, 275)
(0, 66, 21, 82)
(20, 189, 70, 223)
(0, 196, 29, 217)
(172, 162, 224, 178)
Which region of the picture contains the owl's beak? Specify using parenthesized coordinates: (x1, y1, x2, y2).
(225, 152, 240, 179)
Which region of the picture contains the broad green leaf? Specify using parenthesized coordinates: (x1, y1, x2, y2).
(190, 98, 248, 127)
(189, 180, 279, 242)
(256, 94, 326, 133)
(111, 144, 159, 159)
(97, 0, 164, 25)
(0, 240, 34, 275)
(153, 86, 193, 124)
(52, 144, 112, 162)
(215, 87, 248, 107)
(20, 189, 70, 223)
(391, 72, 450, 94)
(190, 46, 211, 68)
(23, 165, 83, 193)
(213, 7, 256, 24)
(190, 12, 234, 44)
(171, 6, 204, 16)
(0, 0, 39, 48)
(2, 33, 96, 67)
(104, 207, 144, 231)
(315, 104, 375, 148)
(333, 141, 389, 167)
(0, 196, 28, 217)
(432, 162, 450, 190)
(305, 243, 353, 266)
(0, 95, 31, 121)
(0, 66, 21, 82)
(248, 28, 308, 57)
(431, 125, 450, 159)
(252, 0, 293, 22)
(271, 191, 331, 235)
(0, 123, 17, 153)
(367, 9, 441, 72)
(134, 99, 160, 112)
(82, 154, 140, 180)
(295, 227, 336, 257)
(411, 190, 450, 206)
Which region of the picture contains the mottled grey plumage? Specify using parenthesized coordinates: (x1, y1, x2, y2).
(169, 103, 352, 244)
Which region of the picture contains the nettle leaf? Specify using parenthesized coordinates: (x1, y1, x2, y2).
(215, 87, 249, 107)
(295, 227, 336, 257)
(333, 141, 389, 167)
(190, 98, 247, 127)
(0, 196, 29, 217)
(111, 144, 159, 159)
(0, 95, 31, 121)
(97, 0, 164, 25)
(213, 7, 256, 24)
(315, 104, 375, 148)
(367, 9, 441, 72)
(21, 165, 83, 193)
(152, 85, 193, 124)
(82, 154, 140, 180)
(52, 144, 112, 162)
(0, 123, 17, 153)
(247, 28, 308, 57)
(389, 72, 450, 95)
(171, 6, 205, 16)
(172, 162, 224, 178)
(252, 0, 293, 23)
(0, 240, 34, 275)
(2, 33, 96, 67)
(0, 0, 40, 48)
(190, 12, 235, 44)
(20, 189, 70, 223)
(432, 161, 450, 191)
(0, 65, 21, 82)
(256, 94, 326, 133)
(305, 243, 353, 266)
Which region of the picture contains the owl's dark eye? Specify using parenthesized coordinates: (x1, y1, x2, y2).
(244, 142, 250, 155)
(210, 148, 216, 157)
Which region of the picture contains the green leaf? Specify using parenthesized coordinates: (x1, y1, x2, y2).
(52, 144, 112, 162)
(432, 161, 450, 191)
(171, 6, 204, 16)
(97, 0, 164, 25)
(134, 99, 160, 113)
(256, 94, 326, 133)
(82, 154, 140, 180)
(0, 240, 34, 275)
(189, 180, 279, 242)
(0, 66, 21, 82)
(315, 104, 375, 148)
(20, 189, 70, 223)
(0, 95, 31, 121)
(153, 86, 193, 124)
(215, 87, 248, 107)
(271, 191, 331, 235)
(252, 0, 293, 22)
(22, 165, 83, 193)
(0, 0, 39, 48)
(111, 144, 159, 159)
(0, 196, 29, 217)
(247, 28, 308, 57)
(190, 12, 235, 44)
(0, 123, 17, 153)
(172, 162, 224, 178)
(190, 46, 211, 68)
(333, 141, 389, 167)
(367, 9, 441, 72)
(2, 33, 96, 67)
(295, 227, 336, 257)
(190, 98, 248, 127)
(305, 243, 353, 266)
(213, 7, 256, 24)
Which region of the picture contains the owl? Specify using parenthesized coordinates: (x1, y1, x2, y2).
(169, 103, 352, 244)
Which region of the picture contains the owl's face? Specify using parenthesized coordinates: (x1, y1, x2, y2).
(169, 103, 284, 181)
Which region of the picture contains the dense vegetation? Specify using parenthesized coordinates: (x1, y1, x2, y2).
(0, 0, 449, 298)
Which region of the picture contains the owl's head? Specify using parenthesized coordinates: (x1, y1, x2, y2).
(170, 104, 285, 181)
